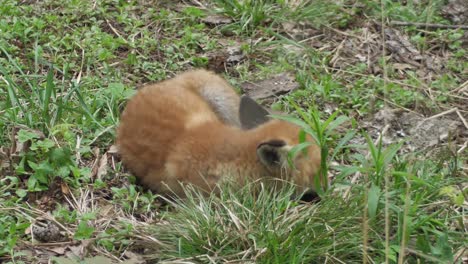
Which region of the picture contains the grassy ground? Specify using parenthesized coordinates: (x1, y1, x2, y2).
(0, 0, 467, 263)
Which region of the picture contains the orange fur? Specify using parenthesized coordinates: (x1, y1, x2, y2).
(117, 69, 321, 198)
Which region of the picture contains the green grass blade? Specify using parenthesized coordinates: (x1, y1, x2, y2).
(269, 114, 320, 144)
(367, 184, 381, 220)
(325, 115, 349, 135)
(42, 68, 55, 129)
(363, 132, 379, 170)
(72, 83, 105, 129)
(331, 130, 356, 161)
(287, 141, 313, 168)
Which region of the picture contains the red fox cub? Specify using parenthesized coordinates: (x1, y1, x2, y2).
(117, 70, 321, 201)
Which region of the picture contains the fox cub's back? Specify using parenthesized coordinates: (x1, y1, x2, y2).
(117, 70, 321, 199)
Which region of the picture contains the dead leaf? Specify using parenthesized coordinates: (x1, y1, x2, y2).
(424, 56, 443, 71)
(108, 145, 119, 155)
(207, 53, 227, 73)
(241, 73, 299, 100)
(226, 46, 245, 65)
(384, 28, 423, 67)
(98, 204, 113, 218)
(25, 225, 32, 235)
(374, 107, 398, 124)
(352, 107, 464, 155)
(0, 146, 10, 174)
(442, 0, 468, 24)
(68, 239, 92, 259)
(82, 256, 114, 264)
(281, 21, 296, 32)
(61, 182, 71, 195)
(206, 45, 245, 73)
(355, 54, 367, 62)
(280, 21, 320, 40)
(202, 14, 233, 26)
(49, 246, 67, 255)
(90, 147, 101, 178)
(393, 63, 414, 71)
(53, 255, 116, 264)
(97, 153, 108, 180)
(122, 251, 146, 264)
(52, 256, 79, 264)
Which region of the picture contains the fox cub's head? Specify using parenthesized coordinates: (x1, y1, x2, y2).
(239, 96, 322, 202)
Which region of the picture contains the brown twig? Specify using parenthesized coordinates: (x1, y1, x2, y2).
(458, 141, 467, 155)
(390, 21, 468, 30)
(105, 19, 128, 44)
(456, 110, 468, 130)
(453, 80, 468, 94)
(325, 25, 367, 41)
(325, 66, 468, 101)
(415, 108, 458, 130)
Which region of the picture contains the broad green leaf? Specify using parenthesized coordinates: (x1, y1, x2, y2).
(331, 130, 356, 161)
(74, 221, 95, 240)
(15, 189, 27, 198)
(325, 115, 349, 135)
(334, 165, 360, 180)
(382, 142, 403, 167)
(453, 194, 464, 206)
(108, 83, 125, 98)
(270, 114, 320, 144)
(433, 233, 454, 262)
(287, 141, 313, 168)
(368, 184, 381, 219)
(322, 111, 339, 130)
(17, 129, 40, 143)
(363, 132, 378, 166)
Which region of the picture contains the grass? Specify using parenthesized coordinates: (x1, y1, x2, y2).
(151, 182, 364, 263)
(0, 0, 467, 263)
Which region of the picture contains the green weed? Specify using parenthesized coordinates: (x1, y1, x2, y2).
(272, 105, 352, 194)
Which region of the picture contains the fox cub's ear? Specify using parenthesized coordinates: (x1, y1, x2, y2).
(256, 139, 289, 167)
(239, 95, 270, 129)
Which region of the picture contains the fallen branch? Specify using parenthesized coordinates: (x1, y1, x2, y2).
(456, 110, 468, 130)
(415, 108, 458, 130)
(390, 21, 468, 30)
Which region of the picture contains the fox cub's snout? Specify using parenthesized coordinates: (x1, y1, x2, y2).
(117, 69, 321, 199)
